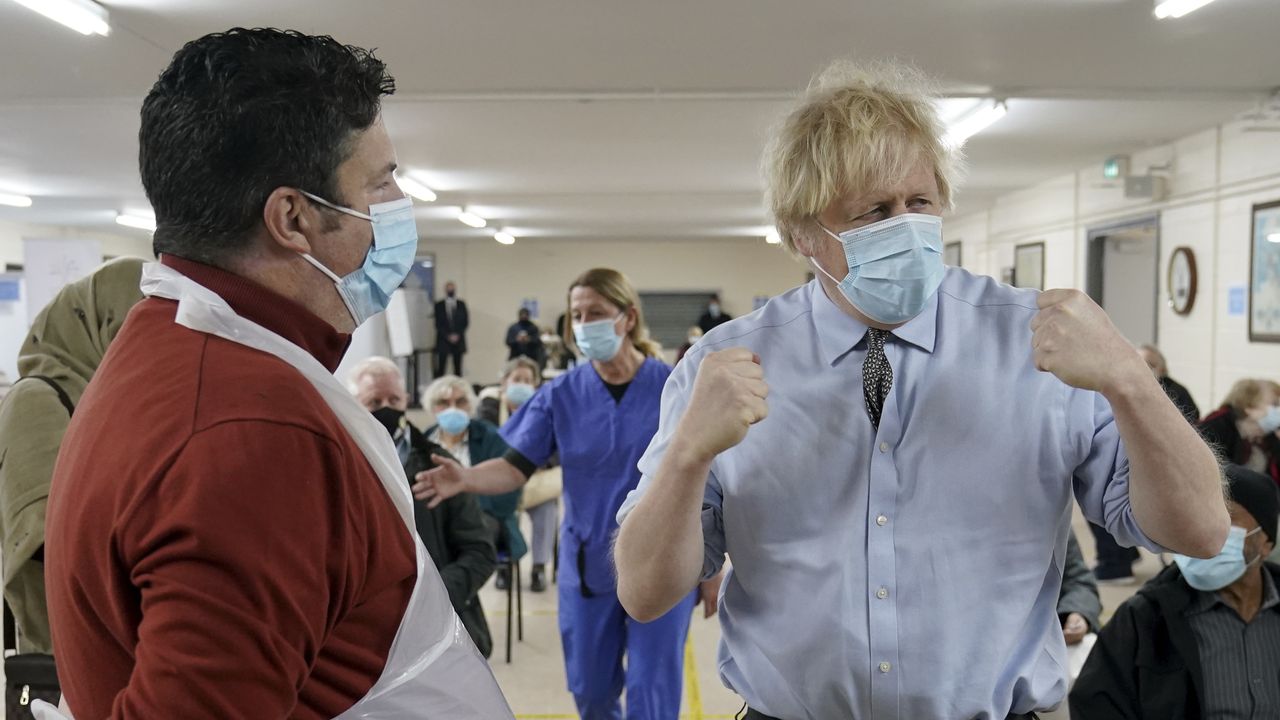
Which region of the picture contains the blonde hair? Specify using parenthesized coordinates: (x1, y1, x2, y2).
(347, 355, 401, 393)
(1223, 379, 1270, 413)
(502, 356, 542, 386)
(424, 375, 478, 416)
(565, 268, 661, 358)
(763, 59, 962, 253)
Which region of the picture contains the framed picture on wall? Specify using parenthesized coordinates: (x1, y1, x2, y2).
(944, 241, 962, 267)
(1014, 242, 1046, 291)
(1249, 200, 1280, 342)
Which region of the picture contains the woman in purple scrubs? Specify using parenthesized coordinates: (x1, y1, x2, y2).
(416, 268, 705, 720)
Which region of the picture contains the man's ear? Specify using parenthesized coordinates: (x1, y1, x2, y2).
(790, 222, 820, 259)
(263, 187, 316, 255)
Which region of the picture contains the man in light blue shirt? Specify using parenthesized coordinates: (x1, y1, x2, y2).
(613, 60, 1228, 720)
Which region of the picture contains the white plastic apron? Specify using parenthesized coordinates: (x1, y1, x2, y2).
(33, 263, 514, 719)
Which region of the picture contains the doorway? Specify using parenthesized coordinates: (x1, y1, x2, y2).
(1086, 215, 1160, 347)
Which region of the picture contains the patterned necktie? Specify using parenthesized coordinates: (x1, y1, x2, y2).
(863, 328, 893, 429)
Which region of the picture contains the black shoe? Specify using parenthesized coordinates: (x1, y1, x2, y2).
(530, 564, 547, 593)
(495, 566, 511, 591)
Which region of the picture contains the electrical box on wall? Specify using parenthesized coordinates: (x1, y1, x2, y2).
(1124, 175, 1167, 201)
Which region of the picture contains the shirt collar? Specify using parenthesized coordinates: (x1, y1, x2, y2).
(810, 280, 939, 366)
(159, 255, 351, 373)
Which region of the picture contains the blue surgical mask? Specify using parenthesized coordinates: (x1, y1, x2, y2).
(574, 314, 625, 362)
(505, 382, 536, 408)
(1259, 406, 1280, 435)
(299, 192, 419, 326)
(812, 213, 945, 325)
(1173, 525, 1264, 591)
(435, 407, 470, 436)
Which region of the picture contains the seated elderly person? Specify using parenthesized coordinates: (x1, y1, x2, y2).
(424, 375, 526, 591)
(349, 358, 497, 658)
(1070, 464, 1280, 719)
(1199, 379, 1280, 484)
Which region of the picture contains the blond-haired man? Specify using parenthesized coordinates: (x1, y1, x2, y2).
(614, 61, 1227, 719)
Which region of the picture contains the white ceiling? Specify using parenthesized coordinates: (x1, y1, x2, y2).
(0, 0, 1276, 244)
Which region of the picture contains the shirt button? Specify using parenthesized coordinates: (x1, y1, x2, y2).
(879, 442, 889, 453)
(876, 515, 888, 526)
(879, 662, 892, 673)
(876, 587, 889, 599)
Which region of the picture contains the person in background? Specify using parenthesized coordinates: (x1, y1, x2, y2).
(434, 280, 469, 377)
(418, 268, 714, 720)
(42, 28, 509, 719)
(0, 257, 145, 655)
(479, 356, 560, 592)
(1199, 378, 1280, 485)
(1139, 344, 1199, 425)
(1071, 464, 1280, 719)
(424, 376, 526, 590)
(697, 293, 731, 334)
(612, 59, 1226, 720)
(505, 307, 544, 364)
(676, 325, 703, 365)
(350, 357, 497, 658)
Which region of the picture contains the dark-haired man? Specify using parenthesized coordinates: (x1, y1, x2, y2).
(44, 28, 510, 719)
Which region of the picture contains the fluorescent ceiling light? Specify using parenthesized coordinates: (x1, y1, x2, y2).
(944, 100, 1007, 148)
(396, 174, 437, 202)
(115, 213, 156, 232)
(0, 192, 33, 208)
(457, 209, 487, 228)
(1154, 0, 1218, 19)
(1268, 232, 1280, 244)
(764, 228, 782, 245)
(494, 230, 516, 245)
(10, 0, 110, 36)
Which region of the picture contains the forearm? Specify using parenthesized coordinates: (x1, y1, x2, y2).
(1105, 369, 1228, 557)
(615, 438, 709, 622)
(461, 459, 527, 496)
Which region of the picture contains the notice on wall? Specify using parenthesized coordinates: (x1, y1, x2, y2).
(521, 298, 540, 319)
(22, 238, 103, 324)
(1228, 286, 1247, 317)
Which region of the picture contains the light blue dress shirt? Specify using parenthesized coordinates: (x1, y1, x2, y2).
(618, 268, 1165, 720)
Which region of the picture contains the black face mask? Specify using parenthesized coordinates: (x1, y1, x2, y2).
(372, 406, 405, 437)
(446, 290, 456, 298)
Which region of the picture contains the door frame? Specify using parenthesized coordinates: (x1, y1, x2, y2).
(1085, 213, 1161, 345)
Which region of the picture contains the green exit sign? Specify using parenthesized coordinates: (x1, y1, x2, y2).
(1103, 155, 1130, 180)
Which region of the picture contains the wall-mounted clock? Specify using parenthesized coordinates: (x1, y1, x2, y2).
(1167, 246, 1197, 316)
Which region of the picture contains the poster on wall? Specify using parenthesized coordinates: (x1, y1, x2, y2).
(1013, 242, 1045, 291)
(22, 238, 103, 324)
(1250, 201, 1280, 342)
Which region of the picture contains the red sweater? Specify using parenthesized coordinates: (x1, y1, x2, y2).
(45, 256, 416, 719)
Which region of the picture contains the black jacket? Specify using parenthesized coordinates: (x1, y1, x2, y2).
(402, 425, 496, 657)
(434, 298, 469, 351)
(1198, 406, 1280, 484)
(1159, 376, 1200, 426)
(1069, 561, 1280, 719)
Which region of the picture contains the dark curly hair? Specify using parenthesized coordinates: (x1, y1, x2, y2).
(140, 28, 395, 265)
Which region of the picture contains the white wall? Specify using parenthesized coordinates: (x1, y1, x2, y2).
(423, 237, 806, 384)
(950, 122, 1280, 414)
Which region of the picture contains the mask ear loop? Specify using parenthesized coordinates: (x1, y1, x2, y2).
(299, 189, 374, 221)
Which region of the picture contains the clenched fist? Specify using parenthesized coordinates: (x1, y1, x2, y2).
(1031, 289, 1146, 394)
(676, 348, 769, 462)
